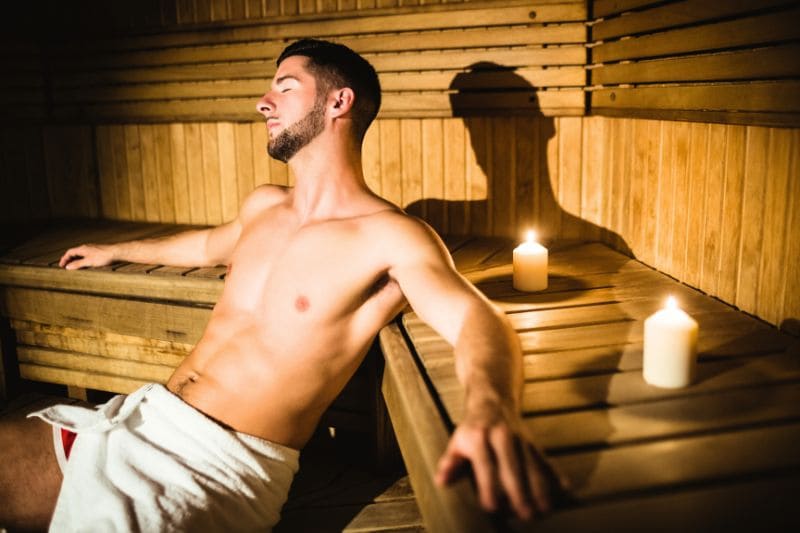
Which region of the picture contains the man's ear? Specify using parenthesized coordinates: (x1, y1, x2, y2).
(329, 88, 355, 118)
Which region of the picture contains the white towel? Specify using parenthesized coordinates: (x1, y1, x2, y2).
(29, 383, 299, 532)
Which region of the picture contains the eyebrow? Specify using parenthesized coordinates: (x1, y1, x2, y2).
(274, 75, 300, 86)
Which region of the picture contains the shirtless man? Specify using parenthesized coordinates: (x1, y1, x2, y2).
(0, 39, 562, 530)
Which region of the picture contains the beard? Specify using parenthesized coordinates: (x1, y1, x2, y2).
(267, 98, 326, 163)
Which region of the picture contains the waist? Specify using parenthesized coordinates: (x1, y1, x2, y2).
(167, 368, 324, 450)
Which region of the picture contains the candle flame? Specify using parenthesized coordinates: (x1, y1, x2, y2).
(666, 296, 678, 310)
(526, 230, 537, 244)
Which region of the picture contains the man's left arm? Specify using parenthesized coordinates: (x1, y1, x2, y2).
(387, 219, 565, 521)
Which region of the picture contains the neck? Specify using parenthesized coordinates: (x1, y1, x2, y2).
(286, 130, 369, 224)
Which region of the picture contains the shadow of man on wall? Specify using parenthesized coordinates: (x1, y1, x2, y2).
(406, 61, 630, 257)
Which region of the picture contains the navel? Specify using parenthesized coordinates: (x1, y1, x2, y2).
(295, 295, 310, 312)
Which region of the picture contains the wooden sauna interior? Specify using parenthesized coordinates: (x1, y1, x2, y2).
(2, 0, 798, 332)
(0, 0, 799, 529)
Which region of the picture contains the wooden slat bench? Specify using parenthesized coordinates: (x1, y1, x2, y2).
(0, 220, 391, 465)
(379, 236, 800, 531)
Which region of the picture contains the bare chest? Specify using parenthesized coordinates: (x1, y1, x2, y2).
(215, 215, 396, 325)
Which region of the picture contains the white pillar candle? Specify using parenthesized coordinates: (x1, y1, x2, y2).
(513, 230, 548, 292)
(643, 296, 699, 388)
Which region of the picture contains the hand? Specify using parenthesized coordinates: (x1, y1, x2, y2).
(434, 403, 568, 521)
(59, 244, 115, 270)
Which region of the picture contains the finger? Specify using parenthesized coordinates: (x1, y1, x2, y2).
(490, 429, 532, 520)
(523, 444, 554, 514)
(65, 258, 89, 270)
(59, 248, 80, 268)
(435, 446, 468, 486)
(470, 433, 499, 512)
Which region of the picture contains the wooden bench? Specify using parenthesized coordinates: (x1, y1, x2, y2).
(0, 220, 395, 467)
(379, 236, 800, 531)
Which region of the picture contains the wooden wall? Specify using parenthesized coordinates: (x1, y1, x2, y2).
(1, 0, 797, 331)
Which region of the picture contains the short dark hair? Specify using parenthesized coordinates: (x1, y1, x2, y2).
(277, 38, 381, 143)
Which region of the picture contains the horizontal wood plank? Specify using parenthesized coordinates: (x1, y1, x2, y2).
(528, 381, 800, 451)
(56, 23, 587, 70)
(17, 346, 175, 383)
(52, 3, 586, 53)
(0, 287, 210, 344)
(592, 6, 800, 62)
(592, 44, 800, 85)
(590, 82, 800, 113)
(19, 364, 150, 394)
(555, 422, 800, 500)
(592, 0, 794, 41)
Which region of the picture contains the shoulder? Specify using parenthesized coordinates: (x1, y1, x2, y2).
(238, 185, 290, 223)
(366, 210, 453, 268)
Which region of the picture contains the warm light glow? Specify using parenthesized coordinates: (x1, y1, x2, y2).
(666, 296, 678, 310)
(526, 230, 537, 244)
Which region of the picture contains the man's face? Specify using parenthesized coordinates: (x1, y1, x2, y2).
(257, 55, 327, 163)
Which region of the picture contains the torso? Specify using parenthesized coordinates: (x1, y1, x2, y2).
(166, 189, 408, 449)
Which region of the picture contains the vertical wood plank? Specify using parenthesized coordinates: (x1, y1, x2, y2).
(400, 119, 423, 217)
(514, 116, 536, 241)
(465, 117, 489, 236)
(2, 129, 31, 224)
(184, 123, 207, 225)
(669, 121, 690, 280)
(297, 0, 314, 14)
(251, 122, 270, 186)
(780, 129, 800, 332)
(380, 119, 402, 207)
(195, 0, 213, 22)
(639, 120, 661, 266)
(444, 118, 467, 235)
(110, 125, 131, 220)
(176, 0, 195, 24)
(580, 117, 603, 240)
(217, 122, 239, 223)
(124, 125, 147, 221)
(558, 117, 582, 241)
(23, 126, 50, 222)
(317, 0, 338, 12)
(491, 117, 514, 238)
(169, 124, 192, 224)
(201, 123, 223, 225)
(655, 121, 674, 273)
(266, 0, 281, 17)
(246, 0, 263, 18)
(421, 119, 445, 234)
(235, 123, 255, 207)
(138, 125, 161, 222)
(362, 122, 382, 196)
(154, 125, 176, 223)
(699, 124, 727, 296)
(229, 0, 247, 19)
(684, 122, 708, 289)
(628, 119, 647, 257)
(717, 125, 746, 305)
(736, 126, 769, 315)
(540, 116, 560, 241)
(95, 125, 117, 219)
(756, 128, 792, 324)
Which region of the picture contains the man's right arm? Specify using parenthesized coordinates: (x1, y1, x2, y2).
(59, 185, 286, 270)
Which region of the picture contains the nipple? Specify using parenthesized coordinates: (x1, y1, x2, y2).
(295, 295, 310, 312)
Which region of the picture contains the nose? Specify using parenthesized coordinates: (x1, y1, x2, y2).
(256, 93, 274, 115)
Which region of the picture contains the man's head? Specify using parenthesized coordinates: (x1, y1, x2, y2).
(275, 39, 381, 145)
